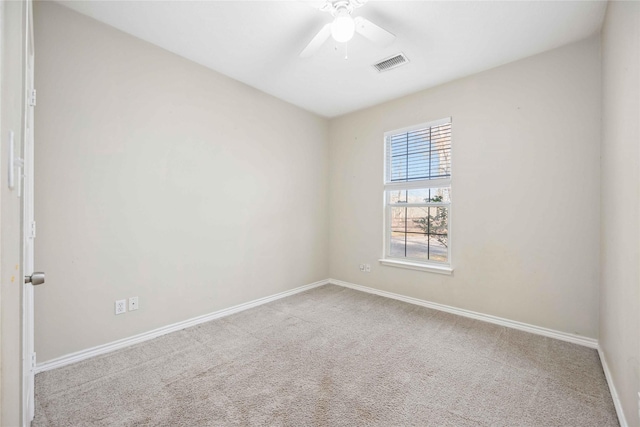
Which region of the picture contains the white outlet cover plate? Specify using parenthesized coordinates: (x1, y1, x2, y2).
(115, 299, 126, 315)
(129, 296, 139, 311)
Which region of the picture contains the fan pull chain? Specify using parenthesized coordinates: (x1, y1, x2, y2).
(344, 42, 348, 60)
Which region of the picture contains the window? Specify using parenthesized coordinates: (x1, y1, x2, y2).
(381, 118, 452, 274)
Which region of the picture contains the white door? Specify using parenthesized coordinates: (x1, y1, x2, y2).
(22, 0, 39, 424)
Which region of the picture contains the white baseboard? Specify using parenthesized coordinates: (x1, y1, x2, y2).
(35, 279, 329, 374)
(329, 279, 598, 349)
(36, 277, 600, 373)
(598, 347, 629, 427)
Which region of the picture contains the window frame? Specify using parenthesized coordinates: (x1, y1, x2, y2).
(380, 118, 453, 275)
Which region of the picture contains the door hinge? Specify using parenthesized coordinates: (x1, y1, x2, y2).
(29, 89, 36, 107)
(31, 353, 36, 369)
(30, 221, 36, 238)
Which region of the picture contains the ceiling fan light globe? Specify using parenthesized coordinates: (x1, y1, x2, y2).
(331, 15, 355, 43)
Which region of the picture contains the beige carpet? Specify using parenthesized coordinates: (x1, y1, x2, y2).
(33, 284, 619, 426)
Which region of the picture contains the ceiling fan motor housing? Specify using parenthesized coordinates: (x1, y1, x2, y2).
(322, 0, 367, 16)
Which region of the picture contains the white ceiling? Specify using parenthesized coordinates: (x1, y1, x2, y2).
(56, 0, 607, 118)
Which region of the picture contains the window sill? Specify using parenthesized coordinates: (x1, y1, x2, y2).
(378, 259, 453, 275)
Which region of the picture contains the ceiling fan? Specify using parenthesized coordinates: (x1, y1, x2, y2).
(300, 0, 396, 58)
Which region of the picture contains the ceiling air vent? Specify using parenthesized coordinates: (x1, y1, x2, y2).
(373, 53, 409, 72)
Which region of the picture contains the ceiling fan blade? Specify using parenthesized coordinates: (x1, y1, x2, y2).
(299, 23, 332, 58)
(354, 16, 395, 46)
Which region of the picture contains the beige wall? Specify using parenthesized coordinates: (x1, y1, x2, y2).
(33, 2, 329, 362)
(601, 1, 640, 426)
(329, 36, 601, 339)
(1, 1, 26, 425)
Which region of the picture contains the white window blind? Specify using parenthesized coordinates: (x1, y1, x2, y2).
(385, 118, 451, 185)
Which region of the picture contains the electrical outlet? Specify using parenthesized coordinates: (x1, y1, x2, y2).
(365, 264, 371, 272)
(115, 299, 126, 315)
(359, 264, 365, 271)
(129, 296, 139, 311)
(637, 392, 640, 421)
